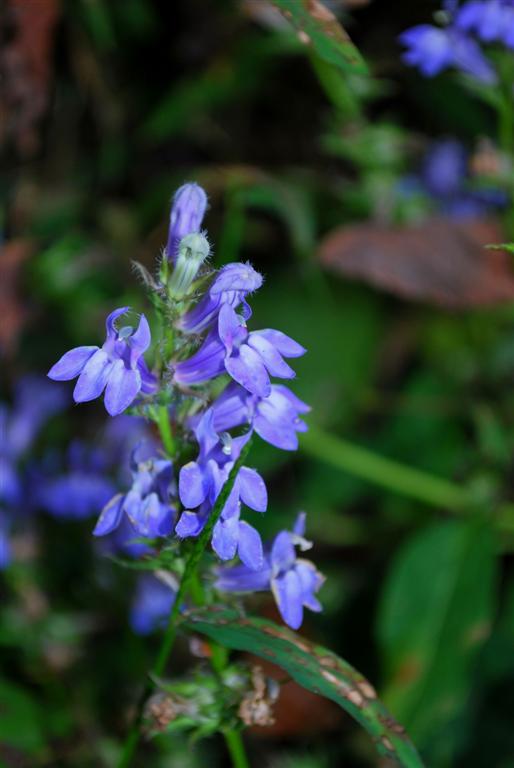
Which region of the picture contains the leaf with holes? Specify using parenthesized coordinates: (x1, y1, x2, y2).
(271, 0, 368, 75)
(183, 608, 423, 767)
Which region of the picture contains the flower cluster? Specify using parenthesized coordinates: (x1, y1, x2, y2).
(399, 0, 514, 82)
(47, 182, 323, 631)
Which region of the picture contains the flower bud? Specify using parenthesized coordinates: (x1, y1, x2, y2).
(167, 232, 210, 299)
(166, 183, 208, 262)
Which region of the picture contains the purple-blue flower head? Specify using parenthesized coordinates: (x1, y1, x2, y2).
(48, 308, 157, 416)
(175, 411, 266, 570)
(456, 0, 514, 48)
(210, 382, 310, 452)
(180, 262, 263, 334)
(216, 514, 324, 630)
(93, 446, 175, 539)
(422, 139, 468, 198)
(399, 24, 496, 82)
(166, 183, 208, 262)
(130, 573, 177, 635)
(174, 304, 305, 398)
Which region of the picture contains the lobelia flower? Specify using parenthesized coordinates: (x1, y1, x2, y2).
(215, 514, 324, 630)
(179, 262, 263, 334)
(209, 382, 310, 451)
(1, 376, 67, 569)
(93, 445, 175, 539)
(166, 183, 208, 262)
(130, 573, 177, 635)
(174, 303, 305, 398)
(176, 411, 267, 570)
(48, 308, 157, 417)
(456, 0, 514, 48)
(399, 24, 496, 82)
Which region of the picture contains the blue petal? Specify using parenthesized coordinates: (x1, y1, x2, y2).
(257, 329, 306, 358)
(218, 304, 244, 351)
(74, 349, 113, 403)
(237, 521, 264, 570)
(248, 334, 295, 379)
(105, 307, 130, 341)
(271, 531, 296, 570)
(238, 467, 267, 512)
(225, 345, 271, 397)
(212, 516, 239, 561)
(104, 361, 141, 416)
(48, 346, 98, 381)
(93, 493, 125, 536)
(176, 510, 206, 538)
(129, 314, 151, 363)
(179, 461, 208, 508)
(215, 563, 271, 593)
(272, 569, 303, 629)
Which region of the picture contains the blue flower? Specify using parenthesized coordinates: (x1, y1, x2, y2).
(40, 472, 116, 520)
(456, 0, 514, 48)
(174, 304, 305, 397)
(130, 574, 177, 635)
(210, 382, 310, 452)
(48, 308, 157, 416)
(180, 262, 263, 334)
(175, 411, 266, 570)
(166, 183, 208, 262)
(399, 24, 496, 82)
(216, 514, 324, 630)
(93, 446, 175, 538)
(422, 139, 468, 198)
(0, 519, 11, 569)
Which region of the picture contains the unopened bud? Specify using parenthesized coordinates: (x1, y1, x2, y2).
(166, 183, 208, 262)
(167, 232, 210, 299)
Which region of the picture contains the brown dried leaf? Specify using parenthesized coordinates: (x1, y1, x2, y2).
(0, 0, 60, 154)
(0, 239, 33, 357)
(318, 217, 514, 308)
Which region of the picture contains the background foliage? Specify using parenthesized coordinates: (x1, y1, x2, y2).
(1, 0, 514, 766)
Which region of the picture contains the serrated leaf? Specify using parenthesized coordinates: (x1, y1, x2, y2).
(271, 0, 367, 75)
(183, 608, 423, 767)
(377, 520, 497, 760)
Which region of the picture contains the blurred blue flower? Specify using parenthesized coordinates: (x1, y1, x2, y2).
(179, 262, 263, 334)
(130, 573, 177, 635)
(456, 0, 514, 48)
(399, 23, 496, 82)
(1, 376, 67, 568)
(216, 514, 324, 630)
(48, 308, 156, 416)
(166, 182, 208, 262)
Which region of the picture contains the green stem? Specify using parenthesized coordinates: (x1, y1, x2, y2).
(223, 730, 251, 768)
(301, 426, 468, 510)
(156, 405, 175, 458)
(117, 437, 253, 768)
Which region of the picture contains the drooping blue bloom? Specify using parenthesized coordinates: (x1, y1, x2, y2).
(166, 183, 208, 262)
(209, 382, 310, 451)
(93, 445, 175, 539)
(399, 24, 496, 82)
(48, 308, 157, 416)
(40, 472, 116, 520)
(175, 411, 266, 570)
(174, 304, 305, 398)
(130, 573, 177, 635)
(456, 0, 514, 48)
(180, 262, 263, 334)
(216, 514, 324, 630)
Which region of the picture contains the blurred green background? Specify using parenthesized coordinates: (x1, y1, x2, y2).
(2, 0, 514, 766)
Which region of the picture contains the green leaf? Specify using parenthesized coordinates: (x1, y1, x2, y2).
(271, 0, 367, 75)
(377, 520, 497, 760)
(183, 608, 423, 768)
(0, 679, 45, 754)
(486, 242, 514, 254)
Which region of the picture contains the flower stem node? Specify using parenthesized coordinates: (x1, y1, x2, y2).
(167, 233, 211, 300)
